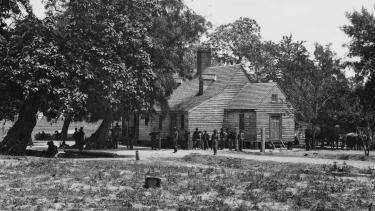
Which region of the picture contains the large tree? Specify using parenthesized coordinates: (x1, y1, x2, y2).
(207, 17, 282, 82)
(342, 6, 375, 153)
(0, 15, 85, 154)
(277, 36, 347, 148)
(44, 0, 209, 148)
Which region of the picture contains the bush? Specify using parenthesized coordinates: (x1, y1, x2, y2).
(34, 132, 75, 140)
(34, 132, 53, 140)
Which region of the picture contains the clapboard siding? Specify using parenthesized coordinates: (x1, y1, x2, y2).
(188, 69, 249, 134)
(255, 85, 295, 142)
(138, 114, 171, 141)
(224, 110, 256, 141)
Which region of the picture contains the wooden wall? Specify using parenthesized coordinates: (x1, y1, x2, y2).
(188, 69, 249, 135)
(223, 110, 257, 142)
(255, 85, 295, 142)
(138, 112, 189, 141)
(138, 114, 171, 141)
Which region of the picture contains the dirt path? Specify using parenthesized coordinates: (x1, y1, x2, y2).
(67, 148, 375, 169)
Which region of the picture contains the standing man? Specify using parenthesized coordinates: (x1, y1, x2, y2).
(112, 123, 121, 149)
(211, 129, 219, 155)
(192, 128, 200, 149)
(77, 127, 85, 151)
(239, 129, 245, 151)
(198, 131, 203, 149)
(203, 130, 209, 150)
(228, 130, 234, 150)
(172, 127, 179, 153)
(219, 128, 225, 150)
(149, 128, 160, 150)
(183, 130, 190, 149)
(73, 128, 79, 148)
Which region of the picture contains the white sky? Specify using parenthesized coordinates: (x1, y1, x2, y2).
(30, 0, 374, 58)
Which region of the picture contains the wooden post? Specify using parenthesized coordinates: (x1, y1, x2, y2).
(235, 127, 239, 151)
(261, 128, 265, 153)
(135, 150, 140, 161)
(158, 133, 161, 150)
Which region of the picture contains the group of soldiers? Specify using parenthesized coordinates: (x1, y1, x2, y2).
(168, 127, 246, 155)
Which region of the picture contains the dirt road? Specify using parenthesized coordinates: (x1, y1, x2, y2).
(70, 147, 375, 169)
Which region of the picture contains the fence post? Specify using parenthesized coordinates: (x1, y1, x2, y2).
(158, 135, 161, 150)
(261, 128, 266, 153)
(135, 150, 140, 161)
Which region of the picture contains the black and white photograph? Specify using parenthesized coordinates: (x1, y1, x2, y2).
(1, 0, 375, 210)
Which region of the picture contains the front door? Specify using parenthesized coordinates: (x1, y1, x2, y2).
(270, 116, 281, 140)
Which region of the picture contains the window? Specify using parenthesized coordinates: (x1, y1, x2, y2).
(271, 94, 278, 103)
(239, 113, 244, 130)
(159, 116, 163, 130)
(180, 115, 185, 129)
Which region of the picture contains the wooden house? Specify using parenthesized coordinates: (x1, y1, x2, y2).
(133, 50, 295, 147)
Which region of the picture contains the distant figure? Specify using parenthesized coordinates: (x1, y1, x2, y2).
(198, 131, 203, 149)
(172, 127, 179, 153)
(192, 128, 200, 149)
(203, 130, 209, 150)
(228, 130, 235, 150)
(54, 130, 60, 140)
(111, 123, 121, 149)
(219, 128, 225, 150)
(46, 141, 58, 157)
(238, 130, 245, 151)
(77, 127, 85, 151)
(184, 130, 190, 149)
(73, 128, 79, 147)
(149, 128, 160, 150)
(305, 128, 312, 151)
(127, 130, 134, 150)
(224, 128, 229, 149)
(211, 129, 219, 155)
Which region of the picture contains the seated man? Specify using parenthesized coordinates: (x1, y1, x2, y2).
(46, 141, 58, 157)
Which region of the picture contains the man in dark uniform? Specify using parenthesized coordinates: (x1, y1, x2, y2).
(183, 130, 190, 149)
(239, 129, 245, 151)
(192, 128, 201, 149)
(46, 141, 58, 157)
(72, 128, 78, 148)
(203, 130, 209, 150)
(149, 128, 160, 150)
(111, 123, 121, 149)
(172, 127, 179, 153)
(228, 130, 234, 150)
(219, 128, 225, 150)
(77, 127, 85, 151)
(211, 129, 219, 155)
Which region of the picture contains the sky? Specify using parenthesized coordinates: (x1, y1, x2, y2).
(30, 0, 375, 59)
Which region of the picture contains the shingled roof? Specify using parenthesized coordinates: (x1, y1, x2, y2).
(168, 65, 245, 111)
(227, 82, 277, 110)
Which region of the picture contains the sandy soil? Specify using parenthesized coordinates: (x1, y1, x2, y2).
(21, 141, 375, 169)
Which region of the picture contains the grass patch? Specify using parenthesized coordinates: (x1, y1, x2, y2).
(0, 154, 374, 210)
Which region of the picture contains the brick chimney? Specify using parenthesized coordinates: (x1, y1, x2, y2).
(197, 49, 211, 96)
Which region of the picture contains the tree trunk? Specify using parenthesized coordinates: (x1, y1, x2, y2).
(312, 123, 317, 150)
(87, 110, 113, 149)
(60, 114, 72, 143)
(0, 96, 39, 155)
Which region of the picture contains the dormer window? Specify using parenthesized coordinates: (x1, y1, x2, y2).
(271, 94, 278, 103)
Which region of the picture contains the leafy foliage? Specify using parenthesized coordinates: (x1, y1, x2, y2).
(343, 7, 375, 80)
(0, 15, 85, 120)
